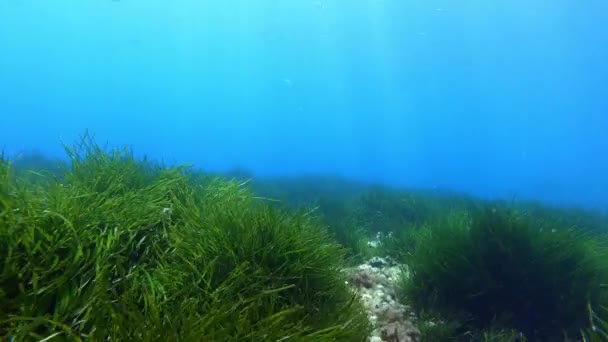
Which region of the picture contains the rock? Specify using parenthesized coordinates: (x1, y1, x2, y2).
(379, 321, 419, 342)
(344, 257, 420, 342)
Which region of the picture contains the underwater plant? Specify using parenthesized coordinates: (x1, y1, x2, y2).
(351, 187, 427, 235)
(583, 304, 608, 341)
(517, 200, 608, 237)
(251, 176, 378, 264)
(0, 134, 370, 341)
(250, 176, 482, 265)
(10, 150, 66, 180)
(402, 205, 608, 340)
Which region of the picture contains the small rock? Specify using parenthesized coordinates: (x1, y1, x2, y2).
(344, 257, 420, 342)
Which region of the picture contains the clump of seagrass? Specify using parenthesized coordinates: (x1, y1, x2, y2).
(402, 205, 608, 340)
(0, 133, 370, 341)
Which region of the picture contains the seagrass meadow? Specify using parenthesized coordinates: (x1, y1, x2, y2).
(252, 178, 608, 341)
(2, 0, 608, 341)
(0, 136, 371, 341)
(2, 136, 608, 341)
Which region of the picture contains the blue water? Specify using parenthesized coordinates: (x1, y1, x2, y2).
(1, 0, 607, 211)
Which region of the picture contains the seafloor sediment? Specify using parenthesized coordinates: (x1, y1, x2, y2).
(345, 257, 420, 342)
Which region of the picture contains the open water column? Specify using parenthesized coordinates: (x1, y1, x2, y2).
(0, 1, 607, 341)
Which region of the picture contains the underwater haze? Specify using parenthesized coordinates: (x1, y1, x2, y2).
(1, 0, 607, 211)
